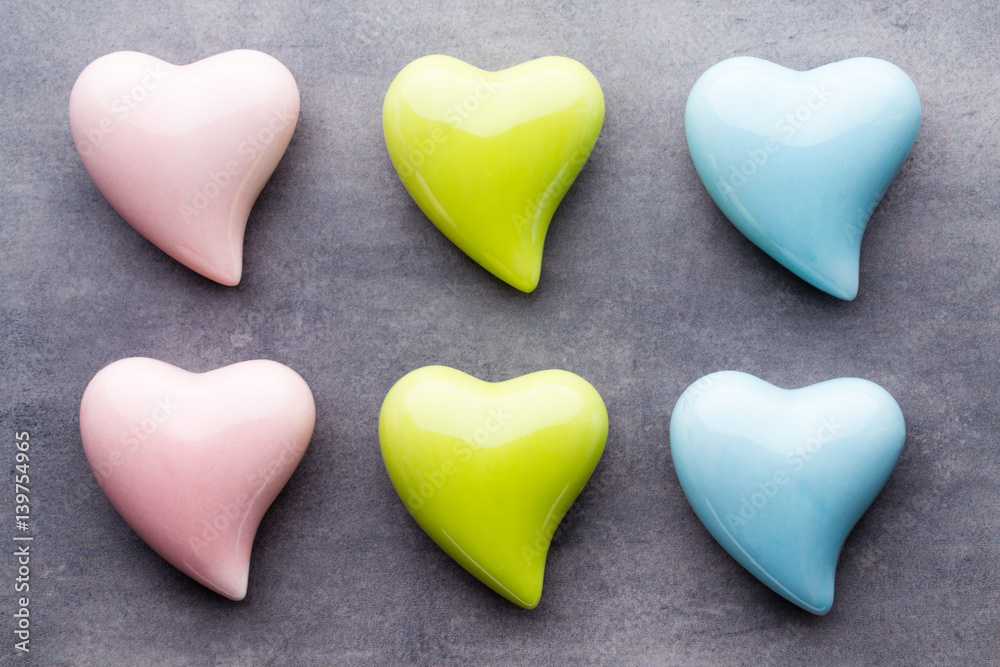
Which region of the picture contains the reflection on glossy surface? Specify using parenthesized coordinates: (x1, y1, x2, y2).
(379, 366, 608, 608)
(69, 50, 300, 285)
(79, 358, 316, 600)
(685, 57, 921, 300)
(669, 371, 905, 614)
(382, 56, 605, 292)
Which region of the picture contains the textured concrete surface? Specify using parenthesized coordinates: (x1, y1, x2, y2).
(2, 1, 999, 665)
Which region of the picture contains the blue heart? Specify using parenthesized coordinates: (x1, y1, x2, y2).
(685, 57, 921, 300)
(669, 371, 905, 614)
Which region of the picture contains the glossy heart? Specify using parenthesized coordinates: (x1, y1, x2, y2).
(69, 50, 300, 285)
(685, 57, 921, 300)
(80, 358, 315, 600)
(669, 371, 905, 614)
(379, 366, 608, 608)
(382, 56, 605, 292)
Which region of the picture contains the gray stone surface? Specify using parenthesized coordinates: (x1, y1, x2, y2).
(2, 1, 999, 664)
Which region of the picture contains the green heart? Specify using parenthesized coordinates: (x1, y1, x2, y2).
(382, 55, 605, 292)
(379, 366, 608, 608)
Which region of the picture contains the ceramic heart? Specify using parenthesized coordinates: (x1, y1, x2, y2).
(685, 57, 921, 300)
(669, 371, 905, 614)
(69, 50, 300, 285)
(382, 55, 605, 292)
(80, 358, 315, 600)
(379, 366, 608, 608)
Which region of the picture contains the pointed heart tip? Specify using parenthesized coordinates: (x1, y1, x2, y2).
(503, 264, 541, 293)
(207, 563, 250, 601)
(778, 572, 834, 614)
(813, 268, 858, 301)
(218, 238, 245, 286)
(496, 581, 542, 609)
(203, 257, 242, 286)
(513, 279, 538, 293)
(215, 270, 242, 287)
(463, 555, 544, 608)
(174, 245, 243, 286)
(827, 283, 857, 301)
(826, 279, 858, 302)
(813, 601, 833, 616)
(793, 589, 833, 615)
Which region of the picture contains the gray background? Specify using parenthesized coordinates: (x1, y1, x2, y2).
(1, 0, 998, 664)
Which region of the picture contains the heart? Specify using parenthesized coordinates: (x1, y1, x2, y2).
(685, 57, 921, 300)
(379, 366, 608, 608)
(382, 56, 605, 292)
(669, 371, 905, 614)
(79, 358, 315, 600)
(69, 50, 300, 285)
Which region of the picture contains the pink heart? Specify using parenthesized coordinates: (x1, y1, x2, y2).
(69, 50, 300, 285)
(79, 358, 315, 600)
